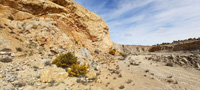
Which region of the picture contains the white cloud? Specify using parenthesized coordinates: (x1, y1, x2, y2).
(75, 0, 200, 45)
(100, 0, 153, 21)
(108, 15, 145, 28)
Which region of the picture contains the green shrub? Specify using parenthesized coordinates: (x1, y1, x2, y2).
(52, 52, 90, 77)
(118, 51, 123, 56)
(68, 63, 90, 77)
(52, 52, 78, 68)
(109, 49, 116, 55)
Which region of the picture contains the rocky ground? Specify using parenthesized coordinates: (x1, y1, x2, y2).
(1, 50, 200, 90)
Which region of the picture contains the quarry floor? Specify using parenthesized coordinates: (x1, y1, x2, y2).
(1, 53, 200, 90)
(40, 53, 200, 90)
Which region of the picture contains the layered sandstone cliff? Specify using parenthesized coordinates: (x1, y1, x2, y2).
(0, 0, 113, 57)
(113, 38, 200, 54)
(0, 1, 114, 89)
(149, 39, 200, 52)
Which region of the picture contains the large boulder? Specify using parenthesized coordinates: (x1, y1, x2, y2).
(40, 68, 68, 83)
(86, 71, 97, 80)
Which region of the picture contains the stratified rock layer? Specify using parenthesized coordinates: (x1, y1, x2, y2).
(0, 0, 113, 54)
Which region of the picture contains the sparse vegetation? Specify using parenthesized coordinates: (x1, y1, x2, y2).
(68, 63, 90, 77)
(154, 37, 200, 46)
(52, 52, 78, 68)
(109, 49, 125, 56)
(161, 42, 170, 45)
(44, 61, 51, 66)
(109, 49, 116, 55)
(52, 52, 89, 77)
(118, 52, 123, 56)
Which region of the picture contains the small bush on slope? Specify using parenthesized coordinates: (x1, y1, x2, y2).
(52, 52, 78, 68)
(109, 49, 116, 55)
(68, 63, 90, 77)
(52, 52, 89, 77)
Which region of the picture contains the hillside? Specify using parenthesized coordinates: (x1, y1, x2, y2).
(0, 0, 200, 90)
(149, 38, 200, 52)
(0, 0, 113, 89)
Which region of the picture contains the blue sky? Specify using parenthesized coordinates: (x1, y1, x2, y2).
(74, 0, 200, 45)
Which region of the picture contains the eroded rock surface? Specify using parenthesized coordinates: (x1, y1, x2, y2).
(40, 68, 68, 83)
(0, 0, 113, 55)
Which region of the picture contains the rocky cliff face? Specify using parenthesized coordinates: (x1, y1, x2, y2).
(113, 43, 151, 54)
(0, 0, 114, 89)
(114, 39, 200, 54)
(0, 0, 113, 57)
(149, 39, 200, 52)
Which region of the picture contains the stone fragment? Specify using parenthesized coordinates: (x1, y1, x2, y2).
(165, 63, 173, 67)
(0, 48, 11, 52)
(167, 79, 174, 83)
(126, 79, 133, 84)
(91, 61, 99, 71)
(0, 57, 13, 63)
(181, 58, 188, 64)
(86, 71, 96, 80)
(167, 75, 173, 78)
(2, 81, 8, 86)
(119, 85, 125, 89)
(80, 47, 90, 58)
(40, 68, 68, 83)
(12, 80, 26, 87)
(6, 73, 17, 82)
(94, 49, 100, 54)
(196, 63, 200, 69)
(130, 62, 139, 66)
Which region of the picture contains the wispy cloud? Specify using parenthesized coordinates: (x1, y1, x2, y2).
(74, 0, 200, 45)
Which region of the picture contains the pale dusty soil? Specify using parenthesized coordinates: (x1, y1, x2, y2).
(93, 54, 200, 90)
(1, 53, 200, 90)
(36, 54, 200, 90)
